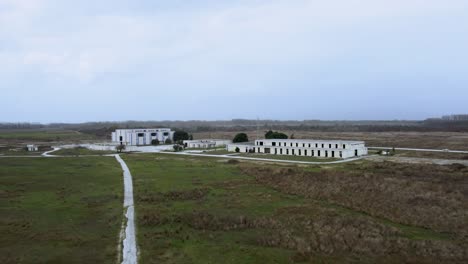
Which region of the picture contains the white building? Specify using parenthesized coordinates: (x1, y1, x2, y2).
(26, 144, 38, 151)
(227, 139, 367, 159)
(111, 128, 174, 146)
(183, 139, 232, 149)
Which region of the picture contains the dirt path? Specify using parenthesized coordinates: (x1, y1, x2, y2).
(115, 154, 138, 264)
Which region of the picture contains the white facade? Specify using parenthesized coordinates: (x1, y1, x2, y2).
(227, 139, 367, 159)
(111, 128, 174, 146)
(26, 144, 38, 151)
(183, 139, 232, 149)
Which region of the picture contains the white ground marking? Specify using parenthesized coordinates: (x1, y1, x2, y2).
(115, 154, 138, 264)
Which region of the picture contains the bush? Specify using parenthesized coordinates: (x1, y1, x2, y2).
(235, 147, 240, 153)
(173, 144, 183, 152)
(233, 133, 248, 143)
(151, 139, 160, 145)
(116, 144, 126, 153)
(165, 138, 173, 144)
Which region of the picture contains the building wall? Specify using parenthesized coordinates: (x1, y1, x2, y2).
(183, 139, 232, 149)
(227, 139, 367, 159)
(111, 128, 174, 146)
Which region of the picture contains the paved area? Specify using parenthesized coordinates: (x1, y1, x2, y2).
(115, 155, 138, 264)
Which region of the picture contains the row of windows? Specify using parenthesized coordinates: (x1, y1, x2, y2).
(257, 141, 347, 149)
(253, 147, 346, 158)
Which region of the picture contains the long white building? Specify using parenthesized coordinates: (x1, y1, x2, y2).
(227, 139, 367, 159)
(183, 139, 232, 149)
(111, 128, 174, 146)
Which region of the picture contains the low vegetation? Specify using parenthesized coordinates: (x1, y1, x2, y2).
(52, 147, 116, 156)
(125, 154, 467, 263)
(0, 157, 123, 264)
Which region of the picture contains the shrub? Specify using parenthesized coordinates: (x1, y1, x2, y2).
(165, 138, 173, 144)
(116, 144, 126, 153)
(173, 144, 183, 152)
(151, 139, 160, 145)
(235, 147, 240, 153)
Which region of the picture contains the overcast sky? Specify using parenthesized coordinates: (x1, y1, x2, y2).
(1, 0, 467, 123)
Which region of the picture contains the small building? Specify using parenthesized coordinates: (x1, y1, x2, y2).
(111, 128, 174, 146)
(227, 139, 367, 159)
(183, 139, 232, 149)
(26, 144, 38, 151)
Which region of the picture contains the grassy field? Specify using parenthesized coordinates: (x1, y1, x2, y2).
(124, 153, 467, 263)
(0, 157, 123, 264)
(0, 130, 96, 142)
(52, 147, 116, 156)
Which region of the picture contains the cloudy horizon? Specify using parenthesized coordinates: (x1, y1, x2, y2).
(1, 0, 467, 123)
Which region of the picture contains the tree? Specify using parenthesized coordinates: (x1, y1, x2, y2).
(116, 144, 126, 153)
(188, 134, 193, 140)
(165, 138, 173, 144)
(265, 130, 288, 139)
(173, 144, 183, 152)
(173, 131, 189, 143)
(151, 139, 160, 145)
(233, 133, 248, 143)
(235, 147, 240, 153)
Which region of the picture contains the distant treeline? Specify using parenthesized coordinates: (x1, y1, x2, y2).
(1, 119, 468, 134)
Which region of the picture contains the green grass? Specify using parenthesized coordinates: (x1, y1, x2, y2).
(125, 154, 309, 263)
(0, 130, 96, 142)
(0, 157, 123, 264)
(53, 147, 116, 156)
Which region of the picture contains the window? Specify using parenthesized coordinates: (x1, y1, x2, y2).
(292, 149, 295, 155)
(303, 143, 305, 147)
(343, 144, 346, 149)
(286, 149, 289, 155)
(322, 144, 324, 148)
(163, 132, 169, 136)
(274, 148, 277, 154)
(318, 150, 321, 156)
(339, 151, 342, 158)
(280, 148, 283, 154)
(259, 141, 264, 146)
(258, 147, 260, 153)
(315, 143, 318, 148)
(308, 144, 311, 148)
(325, 150, 328, 157)
(311, 150, 314, 156)
(137, 133, 144, 137)
(298, 149, 301, 155)
(304, 150, 307, 156)
(290, 143, 293, 147)
(296, 143, 299, 147)
(329, 144, 332, 148)
(332, 151, 335, 158)
(335, 144, 338, 148)
(272, 142, 276, 146)
(151, 133, 157, 136)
